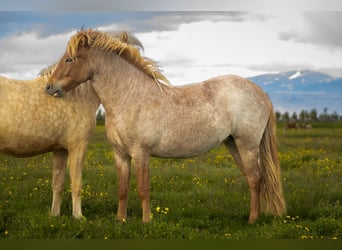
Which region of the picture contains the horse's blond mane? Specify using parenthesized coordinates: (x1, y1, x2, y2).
(39, 64, 57, 79)
(67, 29, 171, 89)
(39, 31, 142, 80)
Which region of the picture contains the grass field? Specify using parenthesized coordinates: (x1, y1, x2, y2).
(0, 123, 341, 239)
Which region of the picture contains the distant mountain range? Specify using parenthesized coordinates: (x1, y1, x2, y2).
(248, 70, 342, 114)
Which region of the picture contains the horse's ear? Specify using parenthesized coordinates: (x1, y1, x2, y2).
(119, 32, 129, 44)
(79, 36, 88, 47)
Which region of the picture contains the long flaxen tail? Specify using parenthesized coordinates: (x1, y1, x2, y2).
(259, 105, 286, 216)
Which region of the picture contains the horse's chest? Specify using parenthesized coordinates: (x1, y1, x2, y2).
(105, 122, 133, 151)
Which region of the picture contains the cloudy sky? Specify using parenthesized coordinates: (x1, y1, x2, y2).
(1, 1, 342, 85)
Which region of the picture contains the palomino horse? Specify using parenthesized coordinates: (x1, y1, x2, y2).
(0, 70, 99, 219)
(0, 31, 141, 219)
(45, 29, 286, 224)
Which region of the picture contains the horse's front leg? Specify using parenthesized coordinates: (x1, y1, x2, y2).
(133, 153, 151, 223)
(114, 152, 132, 222)
(51, 150, 68, 216)
(68, 143, 88, 219)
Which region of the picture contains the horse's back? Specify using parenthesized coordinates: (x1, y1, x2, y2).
(205, 74, 268, 100)
(0, 75, 13, 95)
(0, 75, 13, 82)
(202, 74, 271, 114)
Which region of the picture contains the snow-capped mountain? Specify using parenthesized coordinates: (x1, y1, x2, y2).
(248, 70, 342, 114)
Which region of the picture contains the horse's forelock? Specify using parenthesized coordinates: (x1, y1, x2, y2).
(67, 31, 89, 60)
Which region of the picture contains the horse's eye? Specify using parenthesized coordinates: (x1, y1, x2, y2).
(65, 57, 73, 64)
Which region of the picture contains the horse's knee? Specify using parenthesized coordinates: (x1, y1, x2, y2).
(118, 185, 129, 200)
(52, 182, 64, 193)
(137, 183, 149, 200)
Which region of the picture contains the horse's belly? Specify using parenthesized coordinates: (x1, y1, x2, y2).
(0, 135, 61, 157)
(152, 132, 226, 159)
(0, 145, 60, 157)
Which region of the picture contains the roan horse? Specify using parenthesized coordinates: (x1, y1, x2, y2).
(0, 31, 141, 219)
(45, 29, 286, 224)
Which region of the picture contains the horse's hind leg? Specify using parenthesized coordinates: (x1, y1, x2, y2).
(51, 150, 68, 216)
(224, 136, 261, 224)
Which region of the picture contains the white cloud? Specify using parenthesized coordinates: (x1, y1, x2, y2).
(1, 12, 341, 83)
(279, 12, 342, 48)
(134, 14, 342, 84)
(0, 30, 73, 79)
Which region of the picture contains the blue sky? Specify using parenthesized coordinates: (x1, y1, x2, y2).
(0, 12, 155, 38)
(1, 1, 342, 84)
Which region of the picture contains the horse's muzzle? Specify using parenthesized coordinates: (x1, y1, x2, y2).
(45, 84, 65, 97)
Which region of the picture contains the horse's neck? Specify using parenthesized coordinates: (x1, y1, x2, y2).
(66, 82, 101, 110)
(92, 54, 160, 114)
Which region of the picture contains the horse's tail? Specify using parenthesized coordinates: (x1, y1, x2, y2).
(259, 105, 286, 216)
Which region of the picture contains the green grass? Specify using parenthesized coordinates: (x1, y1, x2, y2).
(0, 123, 341, 239)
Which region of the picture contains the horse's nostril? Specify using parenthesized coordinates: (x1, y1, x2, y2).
(46, 84, 51, 91)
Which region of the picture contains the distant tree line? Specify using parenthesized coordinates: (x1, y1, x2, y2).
(96, 109, 105, 125)
(96, 107, 341, 124)
(275, 108, 341, 122)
